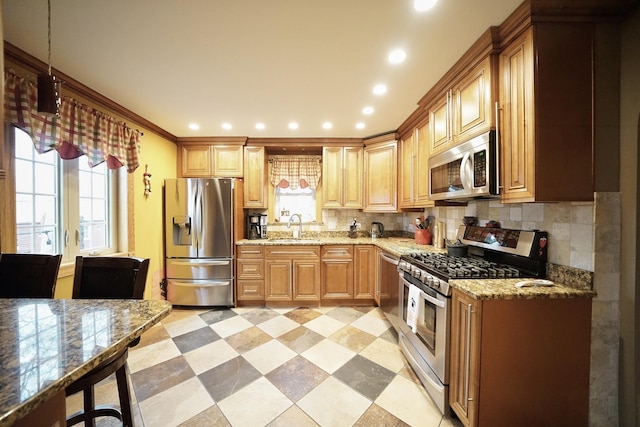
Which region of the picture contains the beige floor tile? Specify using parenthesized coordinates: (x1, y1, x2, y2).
(225, 325, 273, 353)
(242, 339, 298, 374)
(138, 377, 214, 427)
(301, 339, 356, 374)
(375, 375, 443, 427)
(127, 338, 181, 374)
(162, 308, 208, 324)
(297, 377, 371, 426)
(179, 404, 231, 427)
(329, 325, 377, 353)
(266, 405, 319, 426)
(303, 315, 346, 337)
(360, 338, 407, 373)
(350, 313, 392, 336)
(217, 377, 293, 426)
(183, 339, 239, 375)
(163, 315, 209, 338)
(257, 314, 300, 337)
(209, 315, 254, 338)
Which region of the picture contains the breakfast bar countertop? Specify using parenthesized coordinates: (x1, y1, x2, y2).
(0, 298, 172, 427)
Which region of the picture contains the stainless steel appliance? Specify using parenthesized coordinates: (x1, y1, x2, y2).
(429, 130, 498, 201)
(246, 213, 267, 239)
(370, 221, 384, 238)
(385, 225, 548, 415)
(164, 178, 234, 306)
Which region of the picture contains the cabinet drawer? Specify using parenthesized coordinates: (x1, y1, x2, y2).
(266, 246, 320, 258)
(321, 245, 353, 259)
(237, 246, 265, 259)
(237, 280, 264, 300)
(237, 259, 264, 279)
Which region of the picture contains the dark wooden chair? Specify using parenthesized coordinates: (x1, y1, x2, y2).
(0, 253, 62, 298)
(66, 256, 150, 427)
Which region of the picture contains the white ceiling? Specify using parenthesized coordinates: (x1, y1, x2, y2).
(3, 0, 523, 139)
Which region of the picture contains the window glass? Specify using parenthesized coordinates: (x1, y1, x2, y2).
(79, 160, 109, 251)
(275, 186, 316, 222)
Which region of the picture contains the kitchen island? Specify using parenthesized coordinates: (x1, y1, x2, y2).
(0, 298, 171, 427)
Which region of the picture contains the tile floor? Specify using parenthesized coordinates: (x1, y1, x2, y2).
(66, 305, 463, 427)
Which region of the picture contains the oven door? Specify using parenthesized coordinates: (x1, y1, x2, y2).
(399, 273, 449, 383)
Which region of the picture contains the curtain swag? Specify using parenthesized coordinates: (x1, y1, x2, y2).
(4, 69, 142, 173)
(270, 156, 321, 190)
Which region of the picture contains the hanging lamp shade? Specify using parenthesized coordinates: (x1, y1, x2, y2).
(37, 73, 60, 116)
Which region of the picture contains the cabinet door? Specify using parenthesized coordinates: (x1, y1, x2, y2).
(499, 28, 535, 203)
(399, 135, 414, 208)
(428, 93, 451, 155)
(343, 147, 363, 208)
(322, 147, 343, 208)
(237, 259, 264, 279)
(454, 57, 493, 141)
(265, 259, 292, 301)
(212, 146, 243, 177)
(414, 120, 432, 205)
(180, 145, 212, 177)
(363, 140, 398, 212)
(354, 245, 375, 299)
(450, 289, 481, 427)
(321, 245, 354, 299)
(244, 146, 267, 208)
(292, 260, 320, 301)
(237, 280, 265, 301)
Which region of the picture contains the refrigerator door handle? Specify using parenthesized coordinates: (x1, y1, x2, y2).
(170, 260, 232, 267)
(193, 180, 202, 250)
(169, 279, 232, 287)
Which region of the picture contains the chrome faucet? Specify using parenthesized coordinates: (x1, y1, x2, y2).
(287, 213, 303, 239)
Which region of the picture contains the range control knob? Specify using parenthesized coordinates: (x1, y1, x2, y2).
(431, 278, 441, 289)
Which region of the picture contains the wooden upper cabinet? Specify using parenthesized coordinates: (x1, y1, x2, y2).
(180, 145, 212, 177)
(428, 56, 496, 156)
(499, 24, 594, 203)
(363, 136, 398, 212)
(243, 146, 267, 208)
(400, 119, 432, 209)
(212, 146, 243, 177)
(322, 146, 363, 209)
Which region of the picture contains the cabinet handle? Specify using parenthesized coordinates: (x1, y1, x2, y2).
(270, 250, 316, 256)
(495, 101, 501, 193)
(464, 303, 473, 409)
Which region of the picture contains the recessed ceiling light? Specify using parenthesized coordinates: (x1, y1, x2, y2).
(221, 122, 232, 130)
(288, 122, 299, 130)
(356, 122, 366, 129)
(362, 106, 374, 115)
(255, 122, 265, 130)
(188, 123, 200, 130)
(373, 84, 387, 95)
(414, 0, 437, 12)
(322, 122, 333, 130)
(388, 49, 407, 64)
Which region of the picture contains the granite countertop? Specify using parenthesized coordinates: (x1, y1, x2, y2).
(0, 298, 172, 427)
(236, 236, 594, 299)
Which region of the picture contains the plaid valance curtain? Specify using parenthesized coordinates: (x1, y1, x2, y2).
(269, 156, 321, 190)
(4, 70, 142, 173)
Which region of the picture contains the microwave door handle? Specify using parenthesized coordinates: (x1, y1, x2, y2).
(460, 152, 473, 190)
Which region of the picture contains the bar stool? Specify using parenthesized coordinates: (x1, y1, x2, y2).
(0, 253, 62, 298)
(65, 256, 150, 427)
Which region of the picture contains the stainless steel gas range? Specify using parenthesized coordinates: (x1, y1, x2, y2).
(383, 225, 548, 415)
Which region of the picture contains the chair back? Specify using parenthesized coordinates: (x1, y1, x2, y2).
(72, 256, 149, 299)
(0, 253, 62, 298)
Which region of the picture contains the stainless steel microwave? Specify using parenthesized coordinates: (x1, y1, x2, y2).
(429, 130, 498, 201)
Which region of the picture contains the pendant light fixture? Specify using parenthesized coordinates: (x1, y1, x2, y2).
(38, 0, 60, 116)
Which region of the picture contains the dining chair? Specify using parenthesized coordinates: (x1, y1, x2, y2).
(0, 253, 62, 298)
(65, 256, 150, 427)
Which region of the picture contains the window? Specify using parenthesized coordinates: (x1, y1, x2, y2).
(13, 127, 120, 261)
(275, 186, 317, 222)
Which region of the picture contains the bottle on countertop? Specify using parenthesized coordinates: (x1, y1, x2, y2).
(349, 218, 358, 238)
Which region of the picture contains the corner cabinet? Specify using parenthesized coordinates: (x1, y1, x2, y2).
(363, 135, 398, 212)
(499, 24, 594, 203)
(243, 146, 267, 208)
(400, 119, 431, 209)
(449, 288, 592, 427)
(322, 146, 363, 209)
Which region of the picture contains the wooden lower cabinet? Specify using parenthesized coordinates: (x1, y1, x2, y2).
(354, 245, 375, 299)
(236, 246, 265, 302)
(321, 245, 354, 300)
(449, 288, 592, 427)
(264, 246, 320, 303)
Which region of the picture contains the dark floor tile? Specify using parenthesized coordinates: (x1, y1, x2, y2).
(353, 403, 410, 427)
(198, 356, 261, 402)
(179, 404, 230, 427)
(225, 325, 272, 353)
(130, 355, 195, 402)
(240, 307, 281, 325)
(325, 306, 366, 324)
(277, 326, 324, 353)
(379, 326, 398, 344)
(200, 308, 237, 325)
(283, 307, 322, 324)
(172, 326, 221, 353)
(266, 355, 329, 402)
(333, 354, 396, 401)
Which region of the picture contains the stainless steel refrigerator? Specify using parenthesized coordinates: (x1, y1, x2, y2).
(164, 178, 234, 306)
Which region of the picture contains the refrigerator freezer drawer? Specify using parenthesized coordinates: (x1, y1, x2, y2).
(165, 258, 233, 280)
(167, 279, 233, 306)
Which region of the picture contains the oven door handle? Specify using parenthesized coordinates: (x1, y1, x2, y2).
(399, 275, 445, 309)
